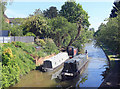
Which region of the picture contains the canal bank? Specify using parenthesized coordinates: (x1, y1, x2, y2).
(12, 42, 110, 88)
(99, 45, 120, 88)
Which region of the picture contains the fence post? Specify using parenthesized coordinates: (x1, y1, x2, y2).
(3, 37, 4, 43)
(14, 36, 15, 41)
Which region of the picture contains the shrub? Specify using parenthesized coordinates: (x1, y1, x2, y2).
(2, 43, 36, 88)
(2, 47, 20, 88)
(44, 38, 59, 55)
(35, 39, 46, 46)
(1, 40, 59, 88)
(2, 48, 14, 65)
(14, 41, 36, 54)
(37, 50, 46, 57)
(25, 32, 36, 37)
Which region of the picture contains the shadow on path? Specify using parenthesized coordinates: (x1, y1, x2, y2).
(99, 59, 120, 88)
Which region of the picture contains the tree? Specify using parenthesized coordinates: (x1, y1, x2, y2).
(59, 1, 89, 25)
(0, 2, 9, 30)
(94, 18, 120, 55)
(22, 15, 48, 37)
(10, 25, 23, 36)
(10, 18, 25, 25)
(59, 0, 90, 47)
(43, 6, 58, 18)
(89, 28, 95, 32)
(0, 2, 7, 15)
(29, 8, 43, 16)
(94, 23, 106, 37)
(110, 0, 120, 18)
(48, 16, 77, 47)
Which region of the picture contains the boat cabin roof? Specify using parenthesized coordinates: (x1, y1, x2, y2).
(64, 54, 86, 64)
(44, 52, 68, 62)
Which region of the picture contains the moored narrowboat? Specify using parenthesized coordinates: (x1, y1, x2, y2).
(67, 46, 78, 58)
(42, 52, 69, 72)
(60, 53, 88, 79)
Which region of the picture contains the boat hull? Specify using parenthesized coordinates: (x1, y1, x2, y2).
(60, 54, 88, 80)
(42, 52, 69, 72)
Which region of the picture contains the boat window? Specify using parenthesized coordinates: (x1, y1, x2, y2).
(43, 61, 52, 68)
(62, 62, 77, 73)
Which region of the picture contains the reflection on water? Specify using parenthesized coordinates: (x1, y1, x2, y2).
(13, 42, 109, 88)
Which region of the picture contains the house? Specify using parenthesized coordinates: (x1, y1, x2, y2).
(3, 14, 10, 23)
(4, 14, 24, 25)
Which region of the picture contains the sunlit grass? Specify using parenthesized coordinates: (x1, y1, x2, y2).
(108, 55, 115, 61)
(101, 45, 118, 61)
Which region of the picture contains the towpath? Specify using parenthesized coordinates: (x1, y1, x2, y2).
(99, 57, 120, 88)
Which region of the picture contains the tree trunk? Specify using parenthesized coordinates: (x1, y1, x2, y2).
(67, 22, 82, 47)
(61, 34, 68, 43)
(57, 33, 61, 47)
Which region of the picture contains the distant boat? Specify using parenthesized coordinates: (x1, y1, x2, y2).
(60, 53, 88, 80)
(67, 46, 78, 58)
(42, 52, 69, 72)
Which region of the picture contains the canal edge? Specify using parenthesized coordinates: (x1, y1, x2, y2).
(100, 45, 110, 62)
(98, 45, 120, 88)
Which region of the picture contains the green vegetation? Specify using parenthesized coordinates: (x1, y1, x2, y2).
(59, 1, 90, 47)
(101, 45, 118, 60)
(110, 1, 120, 18)
(21, 0, 93, 51)
(48, 16, 77, 48)
(22, 15, 48, 37)
(1, 0, 95, 88)
(2, 43, 36, 88)
(1, 39, 59, 88)
(25, 32, 36, 37)
(1, 0, 94, 51)
(94, 15, 120, 56)
(43, 6, 58, 18)
(94, 0, 120, 56)
(10, 25, 23, 36)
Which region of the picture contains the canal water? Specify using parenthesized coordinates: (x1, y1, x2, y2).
(13, 42, 109, 88)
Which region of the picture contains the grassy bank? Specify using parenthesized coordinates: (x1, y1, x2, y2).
(100, 45, 119, 61)
(1, 38, 59, 88)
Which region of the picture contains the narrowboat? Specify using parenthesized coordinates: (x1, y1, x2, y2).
(42, 52, 69, 72)
(67, 46, 78, 58)
(60, 53, 88, 79)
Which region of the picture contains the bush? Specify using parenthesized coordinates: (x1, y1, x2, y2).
(37, 50, 46, 57)
(13, 41, 36, 54)
(1, 40, 59, 88)
(35, 39, 46, 46)
(2, 48, 20, 88)
(2, 44, 36, 88)
(25, 32, 36, 37)
(44, 39, 59, 55)
(2, 48, 14, 65)
(10, 25, 23, 36)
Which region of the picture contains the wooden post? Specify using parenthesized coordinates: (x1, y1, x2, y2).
(3, 37, 4, 43)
